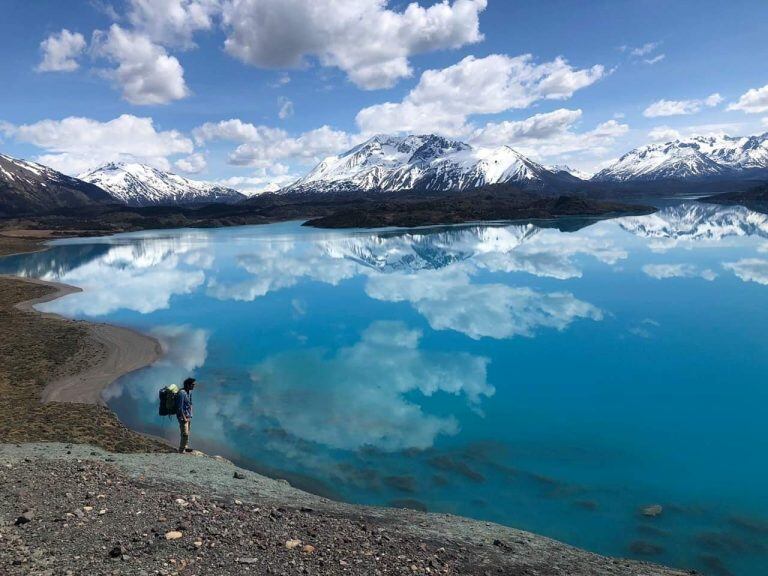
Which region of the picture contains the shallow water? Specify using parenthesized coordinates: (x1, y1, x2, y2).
(3, 202, 768, 575)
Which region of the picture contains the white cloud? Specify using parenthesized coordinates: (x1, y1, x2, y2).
(643, 93, 723, 118)
(630, 42, 660, 57)
(723, 258, 768, 285)
(127, 0, 220, 49)
(642, 263, 717, 281)
(1, 114, 193, 175)
(248, 321, 492, 451)
(174, 152, 207, 173)
(644, 54, 665, 65)
(648, 126, 682, 142)
(365, 265, 603, 340)
(220, 0, 487, 90)
(728, 84, 768, 114)
(763, 117, 768, 128)
(37, 29, 87, 72)
(278, 96, 294, 119)
(216, 166, 299, 195)
(470, 108, 628, 159)
(356, 54, 605, 136)
(92, 25, 189, 105)
(194, 119, 353, 167)
(39, 240, 206, 316)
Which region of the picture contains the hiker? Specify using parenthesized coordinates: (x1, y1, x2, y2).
(176, 377, 196, 453)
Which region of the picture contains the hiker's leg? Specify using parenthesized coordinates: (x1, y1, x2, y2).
(179, 420, 189, 453)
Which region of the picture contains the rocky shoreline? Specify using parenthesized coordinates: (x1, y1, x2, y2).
(0, 443, 691, 576)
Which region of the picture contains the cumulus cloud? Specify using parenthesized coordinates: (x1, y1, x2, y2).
(248, 321, 493, 451)
(220, 0, 487, 90)
(1, 114, 193, 175)
(37, 29, 87, 72)
(365, 265, 603, 340)
(39, 240, 206, 316)
(470, 108, 628, 159)
(642, 263, 717, 281)
(194, 119, 353, 167)
(356, 54, 605, 136)
(216, 169, 298, 195)
(648, 126, 682, 142)
(92, 25, 189, 105)
(207, 242, 361, 301)
(723, 258, 768, 285)
(174, 152, 207, 173)
(104, 323, 209, 402)
(127, 0, 220, 49)
(728, 84, 768, 114)
(643, 93, 723, 118)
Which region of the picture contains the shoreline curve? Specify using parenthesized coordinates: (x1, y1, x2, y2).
(2, 274, 163, 406)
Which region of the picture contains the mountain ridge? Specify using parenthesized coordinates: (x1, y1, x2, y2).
(0, 153, 113, 216)
(79, 162, 246, 207)
(282, 134, 580, 195)
(594, 132, 768, 182)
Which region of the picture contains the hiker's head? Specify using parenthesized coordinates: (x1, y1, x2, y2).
(183, 377, 196, 391)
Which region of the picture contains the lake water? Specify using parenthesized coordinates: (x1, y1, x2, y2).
(3, 201, 768, 576)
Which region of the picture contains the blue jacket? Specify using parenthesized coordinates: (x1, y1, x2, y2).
(176, 389, 193, 421)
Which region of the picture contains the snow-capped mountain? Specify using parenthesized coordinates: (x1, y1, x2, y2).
(618, 202, 768, 243)
(79, 162, 246, 207)
(548, 164, 591, 181)
(594, 133, 768, 182)
(0, 153, 112, 216)
(282, 134, 569, 194)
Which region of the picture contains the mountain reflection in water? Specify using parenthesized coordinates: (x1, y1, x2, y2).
(2, 202, 768, 576)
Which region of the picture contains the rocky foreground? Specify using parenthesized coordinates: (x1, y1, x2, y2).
(0, 444, 691, 576)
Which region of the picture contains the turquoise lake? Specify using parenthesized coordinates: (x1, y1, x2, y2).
(3, 201, 768, 576)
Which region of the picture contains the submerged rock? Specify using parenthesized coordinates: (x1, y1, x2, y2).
(641, 504, 663, 517)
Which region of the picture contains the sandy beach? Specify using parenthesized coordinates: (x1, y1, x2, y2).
(9, 276, 163, 405)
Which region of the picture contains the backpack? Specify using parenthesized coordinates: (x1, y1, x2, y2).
(159, 384, 180, 416)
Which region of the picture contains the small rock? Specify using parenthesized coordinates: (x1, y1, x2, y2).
(194, 541, 203, 549)
(175, 498, 188, 507)
(83, 506, 93, 513)
(165, 531, 183, 540)
(14, 511, 33, 526)
(98, 509, 107, 515)
(233, 472, 246, 479)
(109, 546, 123, 559)
(237, 558, 259, 564)
(641, 504, 663, 517)
(74, 509, 85, 518)
(285, 539, 302, 550)
(302, 545, 316, 554)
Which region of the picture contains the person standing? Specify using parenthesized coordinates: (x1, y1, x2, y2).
(176, 377, 196, 453)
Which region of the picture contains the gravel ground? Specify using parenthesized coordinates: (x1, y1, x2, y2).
(0, 443, 692, 576)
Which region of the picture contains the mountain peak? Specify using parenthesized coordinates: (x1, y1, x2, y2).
(595, 131, 768, 182)
(284, 133, 561, 194)
(79, 162, 245, 207)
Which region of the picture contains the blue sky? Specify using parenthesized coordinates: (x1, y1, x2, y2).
(1, 0, 767, 192)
